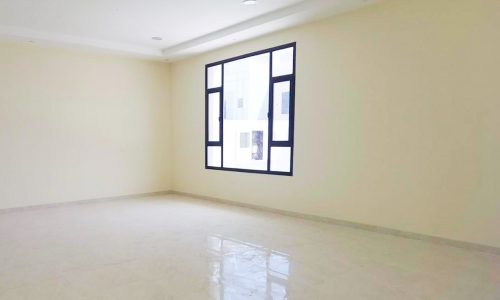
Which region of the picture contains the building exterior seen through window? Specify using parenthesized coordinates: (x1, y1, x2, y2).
(205, 43, 296, 176)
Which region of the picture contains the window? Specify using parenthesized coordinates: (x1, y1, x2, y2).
(205, 43, 296, 176)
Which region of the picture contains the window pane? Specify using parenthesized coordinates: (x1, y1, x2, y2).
(272, 81, 290, 141)
(270, 147, 291, 172)
(208, 93, 220, 142)
(207, 146, 221, 167)
(223, 53, 270, 170)
(207, 65, 222, 88)
(272, 47, 294, 77)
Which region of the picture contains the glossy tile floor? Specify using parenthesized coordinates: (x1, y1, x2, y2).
(0, 194, 499, 300)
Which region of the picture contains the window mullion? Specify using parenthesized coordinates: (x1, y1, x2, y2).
(267, 51, 273, 172)
(220, 64, 224, 168)
(271, 74, 294, 83)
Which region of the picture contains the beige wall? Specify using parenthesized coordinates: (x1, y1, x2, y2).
(170, 0, 500, 248)
(0, 41, 171, 209)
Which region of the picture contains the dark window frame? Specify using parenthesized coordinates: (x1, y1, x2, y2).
(205, 42, 296, 176)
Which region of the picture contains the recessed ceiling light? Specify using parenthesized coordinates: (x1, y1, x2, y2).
(151, 36, 163, 41)
(242, 0, 258, 5)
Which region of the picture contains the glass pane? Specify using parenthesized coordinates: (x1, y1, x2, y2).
(223, 53, 270, 170)
(208, 93, 220, 142)
(272, 81, 290, 141)
(272, 47, 294, 77)
(207, 65, 222, 88)
(270, 147, 291, 172)
(207, 146, 221, 167)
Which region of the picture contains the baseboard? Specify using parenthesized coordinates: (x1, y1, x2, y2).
(170, 191, 500, 255)
(0, 190, 172, 214)
(2, 189, 497, 255)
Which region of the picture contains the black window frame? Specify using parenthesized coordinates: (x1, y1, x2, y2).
(205, 42, 296, 176)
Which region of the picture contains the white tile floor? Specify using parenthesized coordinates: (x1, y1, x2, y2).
(0, 194, 499, 299)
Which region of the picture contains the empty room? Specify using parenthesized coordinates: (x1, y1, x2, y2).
(0, 0, 499, 299)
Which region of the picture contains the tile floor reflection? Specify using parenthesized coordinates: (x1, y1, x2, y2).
(208, 235, 289, 299)
(0, 194, 499, 299)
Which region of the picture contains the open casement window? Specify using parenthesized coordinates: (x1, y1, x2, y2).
(205, 43, 296, 176)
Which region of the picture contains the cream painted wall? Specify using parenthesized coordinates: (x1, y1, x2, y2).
(170, 0, 500, 247)
(0, 41, 171, 209)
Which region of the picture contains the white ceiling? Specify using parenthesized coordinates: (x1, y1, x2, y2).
(0, 0, 379, 61)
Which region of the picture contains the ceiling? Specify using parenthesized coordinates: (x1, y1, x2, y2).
(0, 0, 379, 61)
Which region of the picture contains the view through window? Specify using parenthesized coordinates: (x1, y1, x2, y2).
(205, 43, 296, 175)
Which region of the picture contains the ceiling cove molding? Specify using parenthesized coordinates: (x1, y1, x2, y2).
(162, 0, 378, 61)
(0, 0, 379, 61)
(161, 0, 318, 59)
(0, 24, 163, 59)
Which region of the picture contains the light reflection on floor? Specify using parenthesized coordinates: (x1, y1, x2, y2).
(208, 235, 290, 299)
